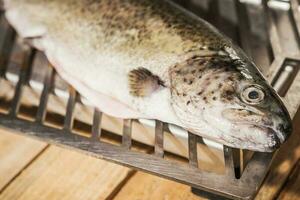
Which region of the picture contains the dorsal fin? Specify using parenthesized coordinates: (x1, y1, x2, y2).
(128, 67, 165, 97)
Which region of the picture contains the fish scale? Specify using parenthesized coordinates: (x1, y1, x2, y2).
(3, 0, 292, 152)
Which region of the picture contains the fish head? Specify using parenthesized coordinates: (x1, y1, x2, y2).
(170, 48, 292, 152)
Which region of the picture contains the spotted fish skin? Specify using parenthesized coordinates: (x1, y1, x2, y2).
(4, 0, 292, 152)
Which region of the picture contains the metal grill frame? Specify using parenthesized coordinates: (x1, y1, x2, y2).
(0, 0, 300, 199)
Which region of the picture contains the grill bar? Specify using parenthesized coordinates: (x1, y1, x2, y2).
(291, 0, 300, 36)
(91, 109, 102, 139)
(263, 0, 283, 56)
(154, 120, 164, 157)
(235, 0, 253, 58)
(0, 26, 15, 77)
(9, 48, 35, 117)
(188, 132, 198, 168)
(63, 87, 77, 131)
(122, 119, 132, 149)
(0, 112, 274, 199)
(36, 65, 55, 123)
(224, 146, 235, 178)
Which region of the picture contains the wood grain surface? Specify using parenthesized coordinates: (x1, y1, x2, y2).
(0, 130, 47, 192)
(278, 161, 300, 200)
(0, 145, 133, 200)
(113, 172, 204, 200)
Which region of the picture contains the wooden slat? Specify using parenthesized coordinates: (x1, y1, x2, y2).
(0, 146, 133, 200)
(113, 172, 204, 200)
(0, 129, 47, 191)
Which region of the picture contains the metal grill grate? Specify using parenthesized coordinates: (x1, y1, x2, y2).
(0, 0, 300, 199)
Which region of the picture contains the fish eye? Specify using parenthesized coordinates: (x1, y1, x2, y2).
(241, 85, 265, 104)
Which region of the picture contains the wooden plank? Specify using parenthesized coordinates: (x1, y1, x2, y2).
(0, 129, 47, 191)
(278, 160, 300, 200)
(0, 145, 133, 200)
(113, 172, 205, 200)
(256, 110, 300, 199)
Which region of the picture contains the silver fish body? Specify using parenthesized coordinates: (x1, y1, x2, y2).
(3, 0, 292, 152)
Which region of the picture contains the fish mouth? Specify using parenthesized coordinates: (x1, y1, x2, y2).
(250, 125, 281, 151)
(234, 116, 292, 145)
(221, 108, 292, 151)
(226, 123, 284, 152)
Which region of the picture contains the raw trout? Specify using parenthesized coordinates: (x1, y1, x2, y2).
(3, 0, 292, 152)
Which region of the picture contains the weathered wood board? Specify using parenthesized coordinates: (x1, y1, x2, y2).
(113, 172, 204, 200)
(0, 146, 133, 200)
(278, 160, 300, 200)
(0, 130, 46, 191)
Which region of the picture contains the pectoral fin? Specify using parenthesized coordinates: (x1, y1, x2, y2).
(128, 67, 165, 97)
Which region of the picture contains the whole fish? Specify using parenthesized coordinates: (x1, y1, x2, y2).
(3, 0, 292, 152)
